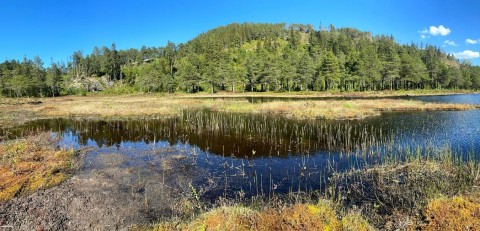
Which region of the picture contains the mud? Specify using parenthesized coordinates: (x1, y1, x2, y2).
(0, 147, 213, 230)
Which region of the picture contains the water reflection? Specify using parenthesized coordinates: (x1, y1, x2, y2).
(2, 111, 391, 157)
(195, 93, 480, 105)
(3, 110, 480, 157)
(412, 94, 480, 105)
(1, 108, 479, 198)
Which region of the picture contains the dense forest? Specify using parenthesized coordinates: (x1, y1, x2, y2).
(1, 23, 480, 97)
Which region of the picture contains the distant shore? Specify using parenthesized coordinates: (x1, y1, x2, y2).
(177, 89, 477, 98)
(0, 90, 477, 129)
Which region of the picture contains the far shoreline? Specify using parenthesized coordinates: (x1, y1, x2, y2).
(175, 89, 478, 99)
(0, 90, 478, 129)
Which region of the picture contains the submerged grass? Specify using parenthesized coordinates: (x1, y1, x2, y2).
(1, 92, 479, 228)
(132, 145, 480, 230)
(0, 132, 75, 201)
(327, 148, 480, 229)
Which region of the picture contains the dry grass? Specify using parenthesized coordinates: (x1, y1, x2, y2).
(147, 200, 374, 231)
(328, 154, 480, 229)
(213, 98, 475, 120)
(0, 94, 476, 128)
(424, 196, 480, 230)
(139, 156, 479, 230)
(0, 132, 75, 201)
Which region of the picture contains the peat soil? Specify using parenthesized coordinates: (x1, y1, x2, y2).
(0, 147, 207, 230)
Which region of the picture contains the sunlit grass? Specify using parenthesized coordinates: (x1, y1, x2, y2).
(142, 200, 374, 231)
(425, 196, 480, 230)
(0, 92, 479, 229)
(0, 95, 475, 126)
(0, 94, 475, 129)
(327, 146, 480, 229)
(0, 132, 75, 201)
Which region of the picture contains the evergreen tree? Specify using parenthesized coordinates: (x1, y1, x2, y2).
(321, 51, 341, 90)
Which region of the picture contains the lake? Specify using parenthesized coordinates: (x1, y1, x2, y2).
(2, 94, 480, 200)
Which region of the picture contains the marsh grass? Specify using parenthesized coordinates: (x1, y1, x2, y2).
(326, 147, 480, 229)
(134, 142, 480, 230)
(0, 95, 476, 129)
(0, 132, 75, 201)
(211, 98, 475, 120)
(143, 200, 374, 231)
(1, 94, 478, 229)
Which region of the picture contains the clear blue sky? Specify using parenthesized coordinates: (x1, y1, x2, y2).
(1, 0, 479, 65)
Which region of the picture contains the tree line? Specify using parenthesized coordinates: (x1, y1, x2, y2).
(1, 22, 480, 97)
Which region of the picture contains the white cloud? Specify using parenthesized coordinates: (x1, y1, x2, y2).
(451, 50, 480, 59)
(466, 39, 479, 45)
(444, 40, 458, 46)
(420, 34, 427, 39)
(421, 25, 451, 36)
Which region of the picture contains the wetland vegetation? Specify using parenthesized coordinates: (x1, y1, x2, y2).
(0, 132, 76, 201)
(1, 93, 480, 230)
(1, 22, 480, 230)
(0, 94, 477, 129)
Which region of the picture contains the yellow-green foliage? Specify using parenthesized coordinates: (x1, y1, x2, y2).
(258, 201, 342, 231)
(151, 201, 373, 231)
(341, 211, 375, 231)
(0, 133, 74, 201)
(0, 94, 475, 129)
(188, 206, 257, 231)
(425, 196, 480, 230)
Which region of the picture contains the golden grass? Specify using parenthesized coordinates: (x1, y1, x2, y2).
(0, 94, 477, 128)
(147, 200, 374, 231)
(328, 152, 480, 229)
(424, 196, 480, 230)
(0, 132, 75, 201)
(213, 98, 475, 120)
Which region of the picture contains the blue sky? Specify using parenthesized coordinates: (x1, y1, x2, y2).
(1, 0, 479, 65)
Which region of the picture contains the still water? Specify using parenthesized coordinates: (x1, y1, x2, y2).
(2, 95, 480, 199)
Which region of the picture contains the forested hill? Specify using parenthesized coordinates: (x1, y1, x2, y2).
(1, 23, 480, 97)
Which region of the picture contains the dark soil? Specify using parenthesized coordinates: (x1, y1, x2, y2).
(0, 147, 210, 230)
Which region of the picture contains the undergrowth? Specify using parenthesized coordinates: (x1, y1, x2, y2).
(134, 200, 374, 231)
(131, 148, 480, 230)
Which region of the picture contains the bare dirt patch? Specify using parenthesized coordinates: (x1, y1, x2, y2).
(0, 146, 213, 230)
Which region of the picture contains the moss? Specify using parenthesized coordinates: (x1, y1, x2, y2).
(425, 196, 480, 230)
(188, 206, 257, 231)
(341, 212, 375, 231)
(0, 133, 75, 201)
(150, 201, 373, 231)
(271, 202, 342, 230)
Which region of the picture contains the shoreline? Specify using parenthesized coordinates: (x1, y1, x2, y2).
(175, 89, 478, 98)
(0, 92, 478, 129)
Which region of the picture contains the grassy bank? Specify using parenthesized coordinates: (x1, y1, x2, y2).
(135, 195, 480, 230)
(140, 201, 374, 231)
(0, 133, 76, 201)
(0, 93, 477, 128)
(327, 157, 480, 229)
(133, 149, 480, 230)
